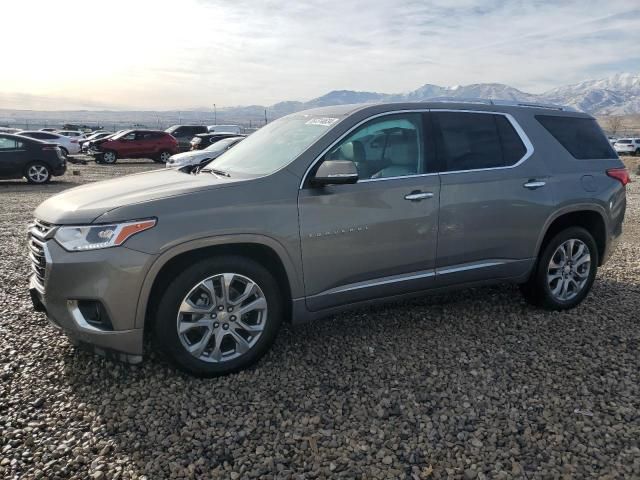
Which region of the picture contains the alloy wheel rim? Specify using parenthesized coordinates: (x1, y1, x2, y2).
(28, 165, 48, 183)
(160, 152, 170, 162)
(547, 239, 591, 301)
(176, 273, 267, 363)
(103, 152, 115, 163)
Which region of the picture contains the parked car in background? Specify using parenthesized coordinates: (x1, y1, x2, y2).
(16, 130, 81, 155)
(190, 132, 245, 150)
(79, 131, 111, 152)
(0, 127, 22, 134)
(207, 124, 242, 134)
(28, 101, 628, 376)
(56, 130, 87, 139)
(614, 138, 640, 155)
(166, 136, 244, 172)
(89, 129, 178, 164)
(0, 133, 66, 183)
(40, 128, 57, 132)
(165, 125, 207, 152)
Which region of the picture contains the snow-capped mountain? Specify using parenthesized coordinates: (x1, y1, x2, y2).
(276, 73, 640, 116)
(541, 73, 640, 114)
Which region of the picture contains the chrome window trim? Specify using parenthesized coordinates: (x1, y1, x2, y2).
(299, 108, 535, 189)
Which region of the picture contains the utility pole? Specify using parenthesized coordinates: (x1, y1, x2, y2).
(264, 109, 268, 125)
(213, 104, 217, 125)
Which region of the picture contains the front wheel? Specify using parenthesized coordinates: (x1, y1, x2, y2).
(101, 150, 118, 164)
(520, 227, 598, 310)
(154, 150, 172, 163)
(25, 162, 52, 184)
(154, 256, 283, 377)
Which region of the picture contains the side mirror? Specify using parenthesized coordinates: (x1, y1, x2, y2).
(311, 160, 358, 186)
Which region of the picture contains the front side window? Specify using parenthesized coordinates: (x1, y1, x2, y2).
(123, 132, 136, 140)
(433, 112, 504, 171)
(323, 113, 424, 180)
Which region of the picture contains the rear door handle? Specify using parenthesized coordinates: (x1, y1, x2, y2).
(523, 180, 546, 190)
(404, 191, 434, 201)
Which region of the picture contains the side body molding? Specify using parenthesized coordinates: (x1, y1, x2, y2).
(134, 234, 304, 329)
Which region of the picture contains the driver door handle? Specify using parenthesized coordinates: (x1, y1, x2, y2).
(404, 191, 434, 201)
(523, 180, 546, 190)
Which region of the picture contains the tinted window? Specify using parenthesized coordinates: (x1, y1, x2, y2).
(536, 115, 617, 159)
(495, 115, 527, 165)
(324, 113, 424, 180)
(0, 136, 22, 150)
(434, 112, 503, 171)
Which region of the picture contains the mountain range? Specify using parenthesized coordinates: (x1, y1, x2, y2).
(1, 73, 639, 127)
(258, 73, 640, 118)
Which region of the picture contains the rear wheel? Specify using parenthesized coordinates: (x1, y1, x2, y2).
(520, 227, 598, 310)
(154, 150, 172, 163)
(25, 162, 51, 184)
(154, 256, 283, 377)
(59, 147, 69, 157)
(101, 150, 117, 164)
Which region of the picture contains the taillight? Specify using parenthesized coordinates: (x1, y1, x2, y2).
(42, 146, 57, 151)
(607, 168, 631, 186)
(71, 139, 78, 143)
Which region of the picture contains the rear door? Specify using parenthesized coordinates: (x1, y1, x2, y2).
(299, 112, 441, 311)
(432, 110, 553, 285)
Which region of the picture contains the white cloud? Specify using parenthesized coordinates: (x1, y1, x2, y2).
(0, 0, 638, 108)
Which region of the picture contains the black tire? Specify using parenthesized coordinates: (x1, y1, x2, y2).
(154, 256, 283, 377)
(154, 150, 172, 163)
(101, 150, 118, 164)
(59, 147, 69, 157)
(520, 227, 598, 310)
(25, 162, 52, 184)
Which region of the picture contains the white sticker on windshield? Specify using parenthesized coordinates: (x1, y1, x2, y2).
(306, 117, 339, 126)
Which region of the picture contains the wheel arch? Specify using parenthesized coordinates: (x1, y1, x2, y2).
(535, 205, 608, 267)
(135, 235, 301, 331)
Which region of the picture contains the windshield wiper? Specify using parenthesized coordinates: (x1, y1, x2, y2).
(200, 168, 231, 177)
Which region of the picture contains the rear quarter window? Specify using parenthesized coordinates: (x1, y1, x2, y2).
(536, 115, 617, 159)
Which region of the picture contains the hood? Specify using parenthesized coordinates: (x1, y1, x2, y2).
(34, 169, 243, 224)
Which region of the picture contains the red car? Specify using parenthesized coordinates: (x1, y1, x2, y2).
(90, 129, 178, 164)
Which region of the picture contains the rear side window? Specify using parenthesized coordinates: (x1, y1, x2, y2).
(536, 115, 617, 159)
(433, 112, 504, 171)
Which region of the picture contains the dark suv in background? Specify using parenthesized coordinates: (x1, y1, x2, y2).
(89, 129, 178, 164)
(29, 101, 628, 376)
(190, 132, 246, 150)
(165, 125, 208, 152)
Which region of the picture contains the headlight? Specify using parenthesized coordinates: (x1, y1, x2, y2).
(54, 219, 156, 251)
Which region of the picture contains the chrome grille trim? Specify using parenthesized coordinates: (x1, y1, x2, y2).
(27, 219, 54, 292)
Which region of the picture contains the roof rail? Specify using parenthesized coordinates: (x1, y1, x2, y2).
(428, 97, 494, 105)
(426, 97, 577, 112)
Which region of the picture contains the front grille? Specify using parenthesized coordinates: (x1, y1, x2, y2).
(27, 219, 56, 291)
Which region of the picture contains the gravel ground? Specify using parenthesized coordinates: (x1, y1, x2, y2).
(1, 157, 639, 479)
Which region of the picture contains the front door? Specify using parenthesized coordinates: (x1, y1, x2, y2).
(298, 112, 440, 311)
(431, 110, 553, 284)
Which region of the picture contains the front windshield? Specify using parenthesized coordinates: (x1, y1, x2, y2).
(204, 137, 240, 153)
(205, 113, 341, 176)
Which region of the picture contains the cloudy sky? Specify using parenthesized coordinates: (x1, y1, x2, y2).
(1, 0, 639, 109)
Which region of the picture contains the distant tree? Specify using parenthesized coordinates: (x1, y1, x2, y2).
(603, 116, 625, 137)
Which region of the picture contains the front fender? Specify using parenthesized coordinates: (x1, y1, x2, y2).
(133, 234, 304, 329)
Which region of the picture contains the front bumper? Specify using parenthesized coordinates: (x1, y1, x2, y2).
(28, 237, 156, 362)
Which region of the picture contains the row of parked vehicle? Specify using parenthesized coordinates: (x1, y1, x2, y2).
(0, 124, 246, 183)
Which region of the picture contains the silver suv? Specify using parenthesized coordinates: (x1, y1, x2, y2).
(29, 101, 629, 376)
